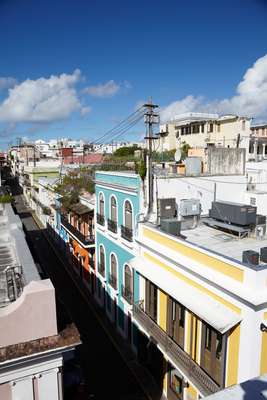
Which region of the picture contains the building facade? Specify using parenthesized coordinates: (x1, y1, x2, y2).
(95, 171, 141, 347)
(158, 113, 251, 157)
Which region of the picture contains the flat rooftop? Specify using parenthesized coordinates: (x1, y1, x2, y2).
(182, 220, 267, 267)
(0, 203, 39, 307)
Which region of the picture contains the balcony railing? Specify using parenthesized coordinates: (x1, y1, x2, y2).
(108, 218, 118, 234)
(133, 302, 220, 397)
(61, 215, 95, 247)
(121, 225, 133, 242)
(121, 284, 133, 304)
(98, 262, 105, 277)
(97, 213, 105, 226)
(109, 273, 118, 290)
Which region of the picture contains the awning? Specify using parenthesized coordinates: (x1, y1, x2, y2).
(70, 203, 93, 215)
(129, 256, 242, 334)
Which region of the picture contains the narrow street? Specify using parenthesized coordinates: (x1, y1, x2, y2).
(11, 180, 148, 400)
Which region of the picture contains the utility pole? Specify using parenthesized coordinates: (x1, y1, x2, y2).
(144, 99, 159, 214)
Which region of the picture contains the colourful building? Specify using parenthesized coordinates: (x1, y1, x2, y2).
(95, 171, 141, 348)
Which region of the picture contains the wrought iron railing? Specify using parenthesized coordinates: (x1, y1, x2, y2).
(109, 273, 118, 290)
(121, 225, 133, 242)
(97, 213, 105, 226)
(61, 215, 95, 247)
(121, 284, 133, 304)
(108, 218, 118, 234)
(133, 302, 220, 396)
(98, 262, 105, 277)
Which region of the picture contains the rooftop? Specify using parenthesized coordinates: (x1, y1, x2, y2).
(182, 219, 267, 267)
(0, 203, 39, 307)
(205, 373, 267, 400)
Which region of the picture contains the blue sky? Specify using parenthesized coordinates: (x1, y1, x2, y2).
(0, 0, 267, 148)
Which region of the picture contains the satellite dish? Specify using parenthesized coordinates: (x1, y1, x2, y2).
(174, 149, 181, 162)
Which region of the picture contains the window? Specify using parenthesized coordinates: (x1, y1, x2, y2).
(99, 245, 105, 277)
(217, 124, 220, 133)
(145, 280, 158, 322)
(108, 196, 118, 233)
(192, 124, 199, 134)
(99, 193, 104, 216)
(201, 124, 204, 133)
(110, 196, 117, 222)
(124, 201, 133, 230)
(167, 297, 185, 349)
(242, 120, 246, 131)
(201, 323, 226, 386)
(169, 369, 183, 400)
(109, 254, 118, 290)
(209, 123, 213, 133)
(122, 200, 133, 241)
(123, 264, 133, 303)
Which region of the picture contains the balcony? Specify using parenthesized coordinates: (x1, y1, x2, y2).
(61, 215, 95, 248)
(133, 302, 220, 397)
(121, 225, 133, 242)
(109, 274, 118, 290)
(121, 284, 133, 305)
(108, 218, 118, 234)
(98, 262, 105, 278)
(97, 213, 105, 226)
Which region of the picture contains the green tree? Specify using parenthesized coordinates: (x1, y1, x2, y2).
(113, 145, 140, 158)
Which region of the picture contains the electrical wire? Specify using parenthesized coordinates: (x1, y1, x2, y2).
(91, 105, 146, 145)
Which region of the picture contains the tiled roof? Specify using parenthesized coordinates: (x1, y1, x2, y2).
(63, 153, 103, 165)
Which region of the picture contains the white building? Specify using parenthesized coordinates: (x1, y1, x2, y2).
(158, 113, 251, 158)
(0, 203, 80, 400)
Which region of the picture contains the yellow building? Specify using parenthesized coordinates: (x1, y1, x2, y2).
(130, 221, 267, 399)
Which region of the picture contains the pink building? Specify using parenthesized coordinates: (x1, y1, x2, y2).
(0, 203, 80, 400)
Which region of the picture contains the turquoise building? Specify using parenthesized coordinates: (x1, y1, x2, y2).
(95, 171, 141, 349)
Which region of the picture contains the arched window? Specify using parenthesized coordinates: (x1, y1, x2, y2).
(99, 193, 104, 216)
(108, 196, 118, 233)
(109, 254, 117, 290)
(124, 201, 133, 230)
(122, 200, 133, 241)
(123, 264, 133, 304)
(110, 196, 117, 222)
(99, 245, 105, 277)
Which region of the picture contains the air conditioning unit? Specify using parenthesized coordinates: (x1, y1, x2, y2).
(158, 198, 177, 219)
(160, 219, 181, 237)
(242, 250, 259, 266)
(180, 199, 201, 217)
(260, 247, 267, 263)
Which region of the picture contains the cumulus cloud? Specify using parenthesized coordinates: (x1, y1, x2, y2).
(83, 79, 130, 98)
(0, 69, 85, 123)
(0, 77, 17, 91)
(161, 54, 267, 122)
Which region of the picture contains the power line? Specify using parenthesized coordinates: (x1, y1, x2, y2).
(91, 106, 146, 145)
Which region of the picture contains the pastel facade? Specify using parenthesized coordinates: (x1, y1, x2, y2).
(0, 203, 79, 400)
(130, 222, 267, 399)
(95, 171, 140, 346)
(158, 113, 251, 157)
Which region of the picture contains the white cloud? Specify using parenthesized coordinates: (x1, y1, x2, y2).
(83, 79, 130, 98)
(0, 77, 17, 91)
(80, 106, 92, 116)
(161, 54, 267, 122)
(0, 69, 85, 123)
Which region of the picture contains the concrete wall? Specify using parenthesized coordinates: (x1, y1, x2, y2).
(207, 148, 245, 175)
(0, 280, 57, 347)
